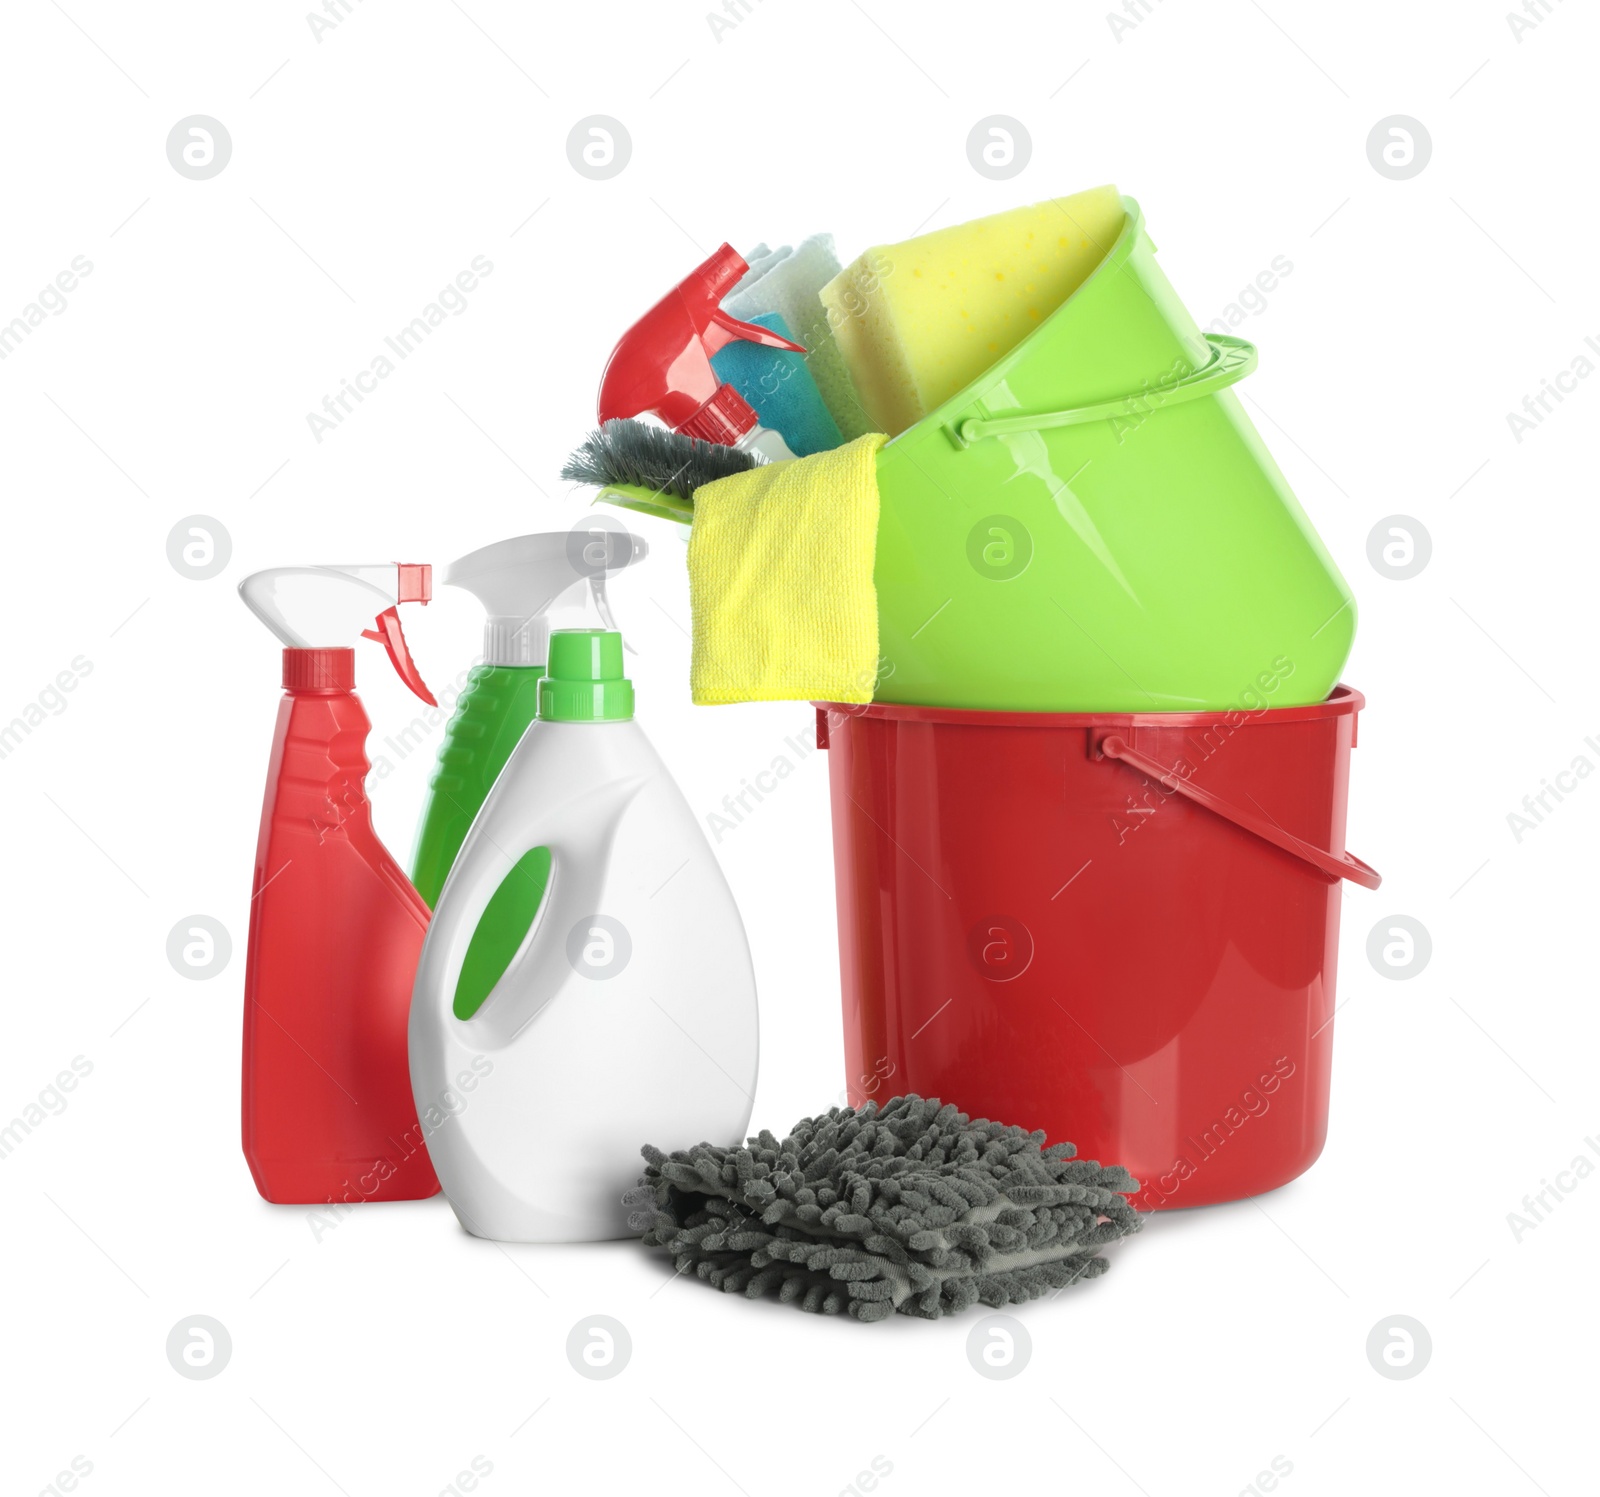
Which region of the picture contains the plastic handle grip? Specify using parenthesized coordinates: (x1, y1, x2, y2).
(415, 772, 646, 1045)
(950, 334, 1257, 447)
(1096, 733, 1382, 890)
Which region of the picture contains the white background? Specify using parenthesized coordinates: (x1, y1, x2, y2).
(2, 1, 1596, 1493)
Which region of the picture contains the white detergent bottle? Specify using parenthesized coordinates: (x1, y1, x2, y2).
(409, 628, 759, 1242)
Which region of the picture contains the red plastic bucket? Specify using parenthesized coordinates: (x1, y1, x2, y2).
(816, 686, 1378, 1210)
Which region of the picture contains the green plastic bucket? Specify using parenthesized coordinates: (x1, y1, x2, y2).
(600, 197, 1355, 712)
(870, 196, 1353, 711)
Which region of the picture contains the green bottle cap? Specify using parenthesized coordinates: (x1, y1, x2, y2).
(537, 629, 634, 722)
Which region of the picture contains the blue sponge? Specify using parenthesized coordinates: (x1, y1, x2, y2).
(710, 310, 844, 458)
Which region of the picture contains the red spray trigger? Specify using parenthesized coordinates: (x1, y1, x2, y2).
(704, 303, 805, 357)
(597, 244, 807, 447)
(363, 606, 436, 706)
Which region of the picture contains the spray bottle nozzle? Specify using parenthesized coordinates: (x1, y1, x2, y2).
(356, 565, 435, 704)
(444, 530, 649, 669)
(597, 243, 806, 445)
(395, 563, 432, 604)
(239, 563, 436, 705)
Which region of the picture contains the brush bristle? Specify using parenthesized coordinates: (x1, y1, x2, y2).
(561, 419, 756, 502)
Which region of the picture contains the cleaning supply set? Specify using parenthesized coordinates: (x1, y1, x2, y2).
(237, 533, 766, 1246)
(231, 179, 1379, 1325)
(576, 182, 1380, 1228)
(595, 190, 1356, 714)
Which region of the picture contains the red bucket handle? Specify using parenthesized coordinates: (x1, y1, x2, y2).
(1097, 733, 1382, 890)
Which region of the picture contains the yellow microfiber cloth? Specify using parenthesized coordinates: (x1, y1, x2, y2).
(688, 432, 887, 705)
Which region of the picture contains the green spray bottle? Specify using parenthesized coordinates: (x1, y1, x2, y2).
(410, 528, 648, 1018)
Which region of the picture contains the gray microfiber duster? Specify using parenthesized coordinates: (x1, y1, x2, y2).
(625, 1095, 1142, 1322)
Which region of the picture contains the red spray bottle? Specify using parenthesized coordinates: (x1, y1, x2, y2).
(239, 563, 441, 1204)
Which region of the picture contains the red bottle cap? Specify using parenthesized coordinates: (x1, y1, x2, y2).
(283, 647, 355, 691)
(680, 382, 759, 445)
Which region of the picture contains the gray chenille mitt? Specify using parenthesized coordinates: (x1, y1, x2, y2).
(625, 1095, 1142, 1323)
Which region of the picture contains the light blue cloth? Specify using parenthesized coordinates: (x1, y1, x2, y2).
(711, 310, 843, 458)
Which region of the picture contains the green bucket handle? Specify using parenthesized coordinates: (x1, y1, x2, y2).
(946, 333, 1257, 449)
(591, 333, 1257, 521)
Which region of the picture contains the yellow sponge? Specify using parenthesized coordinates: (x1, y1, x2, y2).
(820, 185, 1125, 436)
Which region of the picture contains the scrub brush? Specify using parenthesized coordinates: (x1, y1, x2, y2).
(562, 418, 755, 525)
(625, 1094, 1141, 1322)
